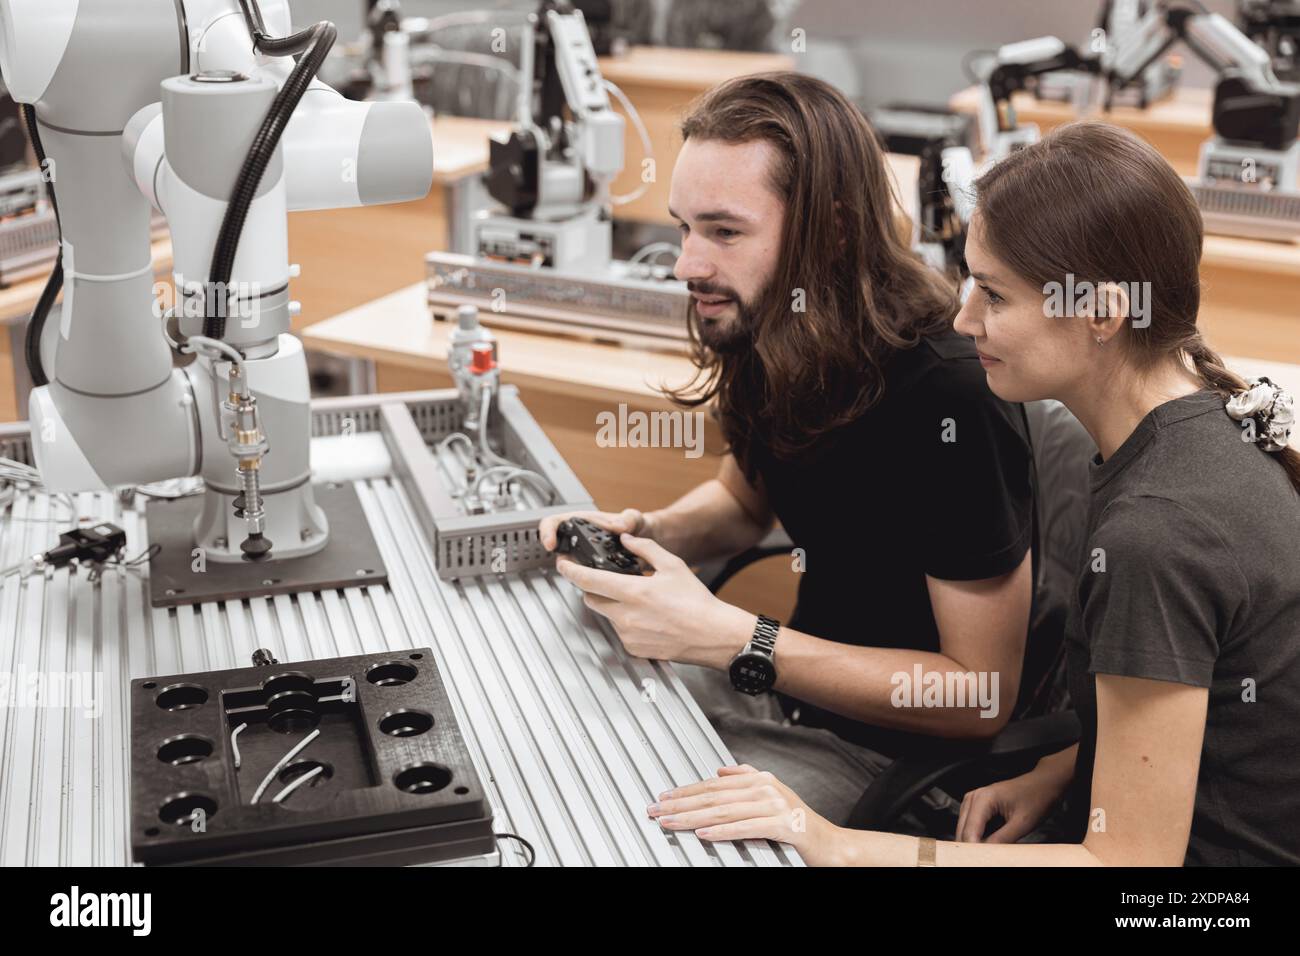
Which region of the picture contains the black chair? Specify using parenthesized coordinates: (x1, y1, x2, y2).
(695, 399, 1096, 833)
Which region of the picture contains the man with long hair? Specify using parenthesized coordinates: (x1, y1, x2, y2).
(541, 72, 1035, 827)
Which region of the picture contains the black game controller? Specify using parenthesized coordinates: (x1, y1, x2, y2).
(552, 517, 648, 575)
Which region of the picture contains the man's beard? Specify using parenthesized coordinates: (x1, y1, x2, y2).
(688, 280, 767, 356)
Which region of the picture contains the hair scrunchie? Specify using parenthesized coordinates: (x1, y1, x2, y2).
(1225, 378, 1295, 453)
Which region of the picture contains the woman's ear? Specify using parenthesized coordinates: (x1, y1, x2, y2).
(1084, 281, 1130, 347)
(1098, 281, 1130, 325)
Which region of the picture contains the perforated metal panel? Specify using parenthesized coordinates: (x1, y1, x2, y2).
(1188, 180, 1300, 241)
(308, 389, 591, 579)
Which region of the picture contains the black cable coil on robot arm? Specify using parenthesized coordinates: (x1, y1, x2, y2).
(19, 4, 339, 383)
(204, 2, 337, 340)
(20, 102, 59, 388)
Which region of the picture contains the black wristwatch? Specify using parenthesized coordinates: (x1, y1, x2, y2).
(729, 614, 780, 696)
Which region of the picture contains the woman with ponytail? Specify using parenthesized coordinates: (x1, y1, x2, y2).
(648, 122, 1300, 866)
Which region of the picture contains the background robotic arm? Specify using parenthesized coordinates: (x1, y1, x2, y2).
(1108, 1, 1300, 152)
(1239, 0, 1300, 82)
(975, 36, 1101, 162)
(477, 0, 625, 272)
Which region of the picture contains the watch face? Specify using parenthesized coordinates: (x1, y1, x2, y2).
(730, 652, 776, 695)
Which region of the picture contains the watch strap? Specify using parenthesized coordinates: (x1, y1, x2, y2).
(751, 614, 780, 656)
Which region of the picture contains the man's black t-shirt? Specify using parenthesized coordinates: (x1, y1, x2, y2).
(1063, 390, 1300, 865)
(743, 328, 1034, 756)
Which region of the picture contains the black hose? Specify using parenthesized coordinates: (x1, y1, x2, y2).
(238, 0, 326, 57)
(24, 260, 59, 388)
(205, 11, 336, 339)
(20, 102, 60, 387)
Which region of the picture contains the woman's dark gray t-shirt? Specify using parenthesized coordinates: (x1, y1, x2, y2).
(1063, 390, 1300, 865)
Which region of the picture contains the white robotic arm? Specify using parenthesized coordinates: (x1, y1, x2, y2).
(1110, 5, 1278, 90)
(1105, 2, 1300, 238)
(975, 36, 1096, 162)
(543, 7, 624, 199)
(478, 1, 625, 272)
(0, 0, 433, 563)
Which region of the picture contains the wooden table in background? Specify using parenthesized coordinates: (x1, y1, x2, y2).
(1200, 236, 1300, 364)
(948, 84, 1214, 177)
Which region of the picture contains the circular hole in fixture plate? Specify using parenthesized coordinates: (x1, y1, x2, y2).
(366, 661, 418, 687)
(157, 734, 214, 766)
(159, 792, 218, 826)
(393, 763, 452, 795)
(156, 683, 208, 711)
(379, 709, 434, 738)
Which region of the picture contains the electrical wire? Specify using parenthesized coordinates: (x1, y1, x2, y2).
(477, 387, 512, 468)
(472, 464, 519, 489)
(473, 465, 556, 506)
(503, 471, 556, 506)
(250, 727, 321, 804)
(115, 543, 161, 568)
(271, 764, 324, 803)
(436, 450, 473, 497)
(180, 334, 246, 377)
(0, 457, 43, 483)
(437, 390, 557, 508)
(437, 433, 475, 457)
(231, 722, 248, 770)
(209, 6, 337, 339)
(604, 79, 653, 206)
(493, 831, 536, 866)
(0, 473, 140, 580)
(19, 103, 59, 388)
(0, 463, 83, 526)
(435, 432, 479, 495)
(472, 388, 558, 505)
(0, 532, 156, 584)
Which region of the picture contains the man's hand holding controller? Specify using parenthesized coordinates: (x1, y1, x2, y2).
(538, 508, 656, 553)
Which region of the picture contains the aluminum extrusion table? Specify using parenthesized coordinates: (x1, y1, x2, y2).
(0, 391, 802, 867)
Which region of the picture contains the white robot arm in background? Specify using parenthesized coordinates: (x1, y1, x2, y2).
(476, 1, 626, 272)
(975, 36, 1101, 162)
(1109, 2, 1280, 95)
(1107, 1, 1300, 188)
(0, 0, 433, 562)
